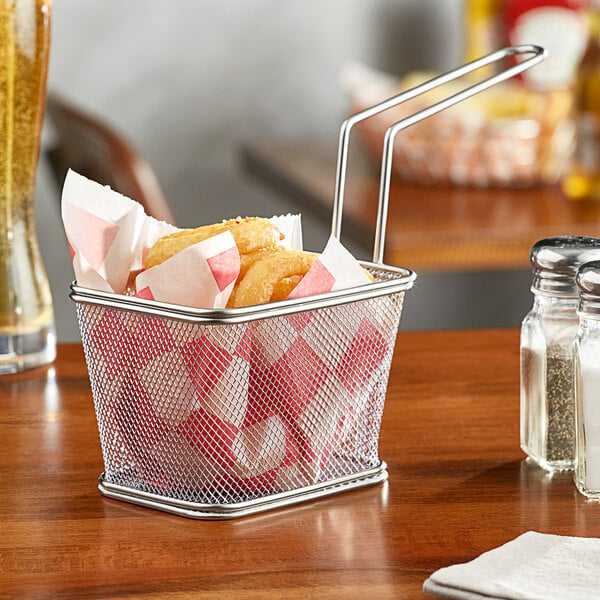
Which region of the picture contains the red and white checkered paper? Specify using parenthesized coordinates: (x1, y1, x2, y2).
(61, 170, 177, 293)
(64, 171, 393, 497)
(61, 170, 243, 309)
(89, 295, 393, 497)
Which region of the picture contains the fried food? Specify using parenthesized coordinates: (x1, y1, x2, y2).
(239, 247, 283, 280)
(270, 276, 302, 302)
(226, 247, 285, 307)
(230, 250, 318, 308)
(144, 215, 374, 309)
(144, 217, 283, 270)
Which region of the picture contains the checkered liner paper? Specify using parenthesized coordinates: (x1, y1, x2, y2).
(76, 275, 405, 508)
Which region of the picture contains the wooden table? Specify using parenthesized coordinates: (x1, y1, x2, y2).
(2, 331, 597, 599)
(241, 139, 600, 271)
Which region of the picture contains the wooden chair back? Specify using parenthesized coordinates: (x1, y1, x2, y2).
(45, 93, 176, 225)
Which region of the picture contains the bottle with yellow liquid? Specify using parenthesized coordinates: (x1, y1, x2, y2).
(464, 0, 502, 67)
(562, 1, 600, 201)
(0, 0, 55, 373)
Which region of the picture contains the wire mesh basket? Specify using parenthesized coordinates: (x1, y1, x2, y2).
(72, 45, 544, 519)
(73, 264, 412, 519)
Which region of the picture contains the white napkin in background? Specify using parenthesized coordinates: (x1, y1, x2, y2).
(423, 532, 600, 600)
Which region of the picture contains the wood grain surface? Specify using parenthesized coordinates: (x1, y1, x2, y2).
(1, 331, 597, 599)
(241, 139, 600, 271)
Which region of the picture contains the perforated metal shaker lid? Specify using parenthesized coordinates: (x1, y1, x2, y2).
(530, 236, 600, 296)
(577, 261, 600, 315)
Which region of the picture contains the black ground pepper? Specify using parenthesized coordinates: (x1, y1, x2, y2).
(545, 346, 575, 463)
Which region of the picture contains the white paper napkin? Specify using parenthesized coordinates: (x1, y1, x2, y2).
(423, 532, 600, 600)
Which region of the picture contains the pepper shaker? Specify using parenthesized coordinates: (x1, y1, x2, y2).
(520, 236, 600, 472)
(574, 261, 600, 497)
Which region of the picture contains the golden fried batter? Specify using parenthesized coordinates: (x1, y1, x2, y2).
(144, 217, 283, 270)
(231, 250, 318, 308)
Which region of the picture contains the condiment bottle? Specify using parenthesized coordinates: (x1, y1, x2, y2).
(574, 260, 600, 496)
(562, 0, 600, 200)
(521, 236, 600, 471)
(504, 0, 588, 91)
(464, 0, 502, 72)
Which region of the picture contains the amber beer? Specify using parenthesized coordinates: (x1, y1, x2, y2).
(0, 0, 55, 373)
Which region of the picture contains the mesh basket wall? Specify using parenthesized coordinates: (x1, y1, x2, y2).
(76, 291, 404, 506)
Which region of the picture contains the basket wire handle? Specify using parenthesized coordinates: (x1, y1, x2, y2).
(331, 44, 547, 264)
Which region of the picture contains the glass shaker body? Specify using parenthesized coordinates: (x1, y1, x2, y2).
(574, 317, 600, 497)
(574, 260, 600, 497)
(521, 291, 580, 471)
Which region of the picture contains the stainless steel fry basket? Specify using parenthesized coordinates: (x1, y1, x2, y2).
(72, 46, 545, 519)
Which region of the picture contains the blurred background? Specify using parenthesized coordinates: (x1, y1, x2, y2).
(37, 0, 597, 341)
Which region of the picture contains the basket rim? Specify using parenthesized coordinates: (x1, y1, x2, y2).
(70, 261, 416, 324)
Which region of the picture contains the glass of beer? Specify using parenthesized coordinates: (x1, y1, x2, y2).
(0, 0, 55, 373)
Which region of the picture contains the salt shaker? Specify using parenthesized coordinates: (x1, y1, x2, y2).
(520, 236, 600, 472)
(574, 261, 600, 497)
